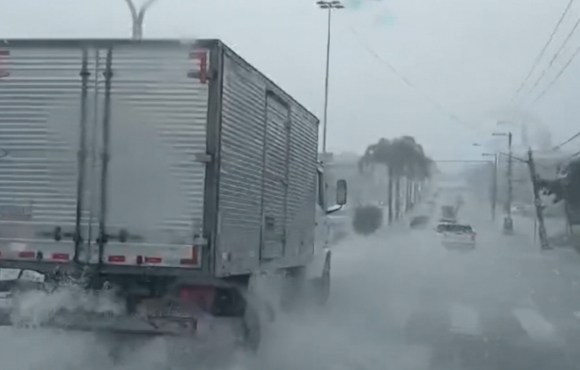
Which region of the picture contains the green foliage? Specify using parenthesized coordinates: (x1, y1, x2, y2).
(358, 135, 433, 180)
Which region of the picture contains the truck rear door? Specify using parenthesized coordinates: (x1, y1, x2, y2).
(0, 41, 212, 273)
(0, 45, 95, 267)
(261, 92, 290, 260)
(95, 43, 211, 271)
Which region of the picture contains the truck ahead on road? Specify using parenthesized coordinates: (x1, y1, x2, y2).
(0, 39, 347, 353)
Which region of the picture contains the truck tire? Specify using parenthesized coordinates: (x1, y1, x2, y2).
(280, 266, 306, 311)
(312, 254, 331, 306)
(241, 302, 261, 352)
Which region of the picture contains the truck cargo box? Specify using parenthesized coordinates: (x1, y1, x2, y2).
(0, 39, 319, 278)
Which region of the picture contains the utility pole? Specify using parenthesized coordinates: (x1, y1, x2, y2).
(481, 152, 498, 220)
(316, 0, 344, 154)
(492, 154, 498, 220)
(123, 0, 160, 40)
(527, 149, 550, 249)
(492, 131, 514, 233)
(506, 132, 513, 231)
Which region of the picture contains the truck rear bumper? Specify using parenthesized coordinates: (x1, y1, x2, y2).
(0, 302, 245, 344)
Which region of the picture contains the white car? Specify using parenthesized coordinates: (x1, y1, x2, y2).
(435, 222, 477, 249)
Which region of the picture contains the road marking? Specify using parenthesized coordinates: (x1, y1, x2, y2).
(513, 308, 557, 342)
(450, 303, 481, 336)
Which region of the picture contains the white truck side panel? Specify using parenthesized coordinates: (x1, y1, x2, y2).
(215, 48, 319, 276)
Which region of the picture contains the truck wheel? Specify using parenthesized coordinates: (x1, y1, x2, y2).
(312, 255, 331, 306)
(280, 266, 306, 311)
(241, 303, 261, 352)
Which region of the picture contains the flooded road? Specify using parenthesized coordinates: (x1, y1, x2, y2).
(2, 200, 580, 369)
(251, 199, 580, 370)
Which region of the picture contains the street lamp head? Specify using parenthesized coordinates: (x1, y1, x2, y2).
(473, 143, 481, 147)
(316, 0, 344, 8)
(492, 132, 507, 137)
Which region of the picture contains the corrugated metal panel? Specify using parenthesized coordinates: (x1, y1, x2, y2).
(262, 94, 290, 259)
(0, 46, 89, 262)
(216, 48, 319, 276)
(216, 52, 265, 275)
(285, 106, 318, 258)
(98, 44, 210, 269)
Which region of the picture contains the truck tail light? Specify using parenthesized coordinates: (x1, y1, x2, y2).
(180, 245, 200, 266)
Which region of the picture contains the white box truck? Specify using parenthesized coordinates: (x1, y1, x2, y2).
(0, 39, 347, 352)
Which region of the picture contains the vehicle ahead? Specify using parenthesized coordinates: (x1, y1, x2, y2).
(435, 222, 477, 249)
(0, 38, 348, 353)
(410, 215, 430, 229)
(439, 217, 457, 224)
(327, 203, 351, 243)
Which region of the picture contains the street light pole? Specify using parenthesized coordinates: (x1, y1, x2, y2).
(527, 149, 550, 250)
(492, 131, 514, 233)
(482, 152, 498, 220)
(507, 131, 513, 221)
(316, 0, 344, 155)
(123, 0, 160, 40)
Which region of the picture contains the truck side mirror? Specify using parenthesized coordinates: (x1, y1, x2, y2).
(336, 179, 347, 206)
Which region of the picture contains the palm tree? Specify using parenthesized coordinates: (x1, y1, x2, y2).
(359, 136, 432, 223)
(388, 138, 409, 219)
(393, 136, 433, 211)
(359, 138, 395, 223)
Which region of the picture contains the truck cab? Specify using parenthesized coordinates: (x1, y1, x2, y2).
(287, 163, 346, 306)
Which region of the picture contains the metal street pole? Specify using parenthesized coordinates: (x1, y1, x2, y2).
(492, 131, 514, 233)
(322, 7, 331, 154)
(507, 131, 513, 221)
(527, 149, 550, 249)
(317, 0, 344, 155)
(492, 153, 498, 220)
(123, 0, 160, 40)
(482, 152, 498, 221)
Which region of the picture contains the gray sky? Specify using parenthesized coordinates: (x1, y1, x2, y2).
(2, 0, 580, 160)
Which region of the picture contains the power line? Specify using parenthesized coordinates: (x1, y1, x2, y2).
(569, 148, 580, 158)
(555, 147, 580, 167)
(514, 0, 575, 99)
(349, 27, 481, 133)
(529, 43, 580, 104)
(525, 13, 580, 99)
(552, 129, 580, 150)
